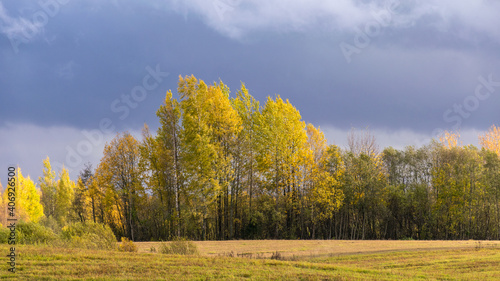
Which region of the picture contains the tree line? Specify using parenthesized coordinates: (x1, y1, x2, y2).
(2, 75, 500, 241)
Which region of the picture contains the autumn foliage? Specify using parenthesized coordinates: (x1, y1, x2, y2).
(2, 76, 500, 241)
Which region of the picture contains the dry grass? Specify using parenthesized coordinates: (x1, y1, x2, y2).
(137, 239, 500, 259)
(313, 247, 500, 280)
(1, 240, 499, 280)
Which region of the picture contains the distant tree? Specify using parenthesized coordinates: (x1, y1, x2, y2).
(0, 181, 5, 226)
(347, 128, 379, 157)
(55, 167, 76, 226)
(73, 163, 93, 223)
(482, 149, 500, 239)
(438, 130, 461, 148)
(17, 168, 44, 223)
(37, 75, 500, 242)
(431, 144, 482, 239)
(39, 157, 57, 218)
(479, 125, 500, 156)
(381, 145, 433, 239)
(340, 129, 386, 239)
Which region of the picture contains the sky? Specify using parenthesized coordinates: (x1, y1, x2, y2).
(1, 0, 500, 182)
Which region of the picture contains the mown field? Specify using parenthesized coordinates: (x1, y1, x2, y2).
(1, 240, 499, 280)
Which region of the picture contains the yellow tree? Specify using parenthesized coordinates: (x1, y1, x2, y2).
(0, 181, 5, 226)
(139, 124, 167, 238)
(92, 165, 119, 229)
(479, 125, 500, 156)
(39, 157, 57, 219)
(73, 178, 87, 222)
(255, 95, 308, 237)
(179, 75, 242, 239)
(179, 75, 214, 239)
(96, 132, 143, 241)
(231, 84, 260, 236)
(209, 81, 242, 239)
(16, 168, 44, 223)
(55, 167, 75, 226)
(438, 130, 461, 149)
(256, 96, 308, 193)
(155, 90, 183, 237)
(305, 124, 343, 238)
(86, 170, 105, 224)
(73, 163, 93, 223)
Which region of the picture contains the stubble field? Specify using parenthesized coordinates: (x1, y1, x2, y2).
(2, 240, 500, 280)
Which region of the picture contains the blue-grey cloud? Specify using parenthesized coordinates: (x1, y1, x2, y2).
(1, 0, 500, 181)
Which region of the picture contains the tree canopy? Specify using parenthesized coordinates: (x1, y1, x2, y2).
(3, 76, 500, 241)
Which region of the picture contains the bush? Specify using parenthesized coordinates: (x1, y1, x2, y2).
(159, 238, 199, 255)
(60, 221, 117, 250)
(270, 251, 283, 260)
(39, 216, 61, 234)
(118, 237, 138, 252)
(17, 221, 58, 245)
(0, 220, 118, 250)
(0, 227, 10, 244)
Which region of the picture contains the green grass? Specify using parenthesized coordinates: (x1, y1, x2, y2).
(0, 242, 499, 280)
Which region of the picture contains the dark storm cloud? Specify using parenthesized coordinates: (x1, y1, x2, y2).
(1, 1, 184, 130)
(1, 0, 500, 181)
(2, 0, 500, 133)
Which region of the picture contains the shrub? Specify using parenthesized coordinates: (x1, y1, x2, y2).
(0, 227, 10, 244)
(17, 221, 58, 245)
(60, 221, 117, 250)
(118, 237, 138, 252)
(270, 251, 283, 260)
(39, 216, 61, 234)
(159, 238, 199, 255)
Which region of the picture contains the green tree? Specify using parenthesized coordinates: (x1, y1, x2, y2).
(55, 167, 75, 226)
(431, 143, 483, 239)
(381, 145, 433, 239)
(482, 149, 500, 239)
(339, 129, 386, 239)
(73, 163, 93, 223)
(39, 157, 57, 218)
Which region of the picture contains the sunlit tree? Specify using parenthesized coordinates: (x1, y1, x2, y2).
(479, 125, 500, 156)
(17, 168, 44, 223)
(39, 157, 57, 218)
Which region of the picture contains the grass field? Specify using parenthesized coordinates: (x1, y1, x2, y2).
(1, 240, 499, 280)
